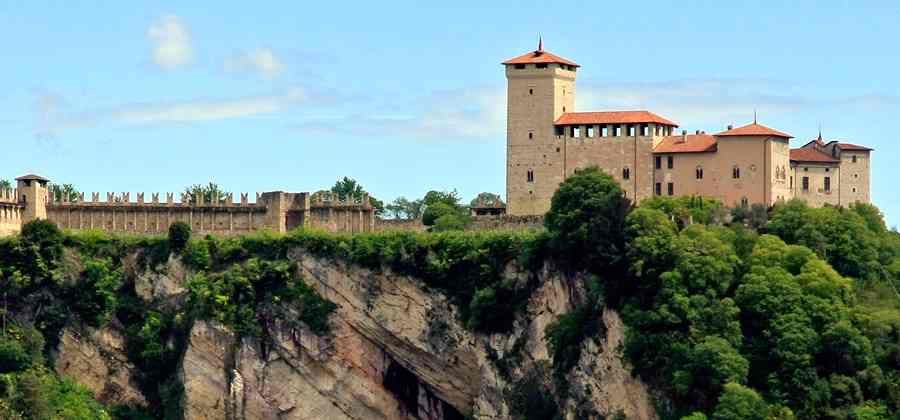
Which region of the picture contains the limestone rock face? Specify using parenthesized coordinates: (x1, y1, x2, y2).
(54, 325, 147, 407)
(54, 249, 657, 420)
(132, 254, 188, 302)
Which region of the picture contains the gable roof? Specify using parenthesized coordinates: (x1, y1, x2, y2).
(715, 122, 792, 139)
(790, 148, 839, 164)
(837, 142, 873, 151)
(653, 134, 717, 154)
(554, 110, 678, 126)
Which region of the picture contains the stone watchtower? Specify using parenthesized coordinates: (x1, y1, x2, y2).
(15, 174, 49, 223)
(503, 39, 578, 215)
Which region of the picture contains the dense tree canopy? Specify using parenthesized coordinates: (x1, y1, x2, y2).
(330, 176, 385, 216)
(544, 167, 630, 278)
(183, 182, 228, 204)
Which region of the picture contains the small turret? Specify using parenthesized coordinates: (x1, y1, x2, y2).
(15, 174, 49, 223)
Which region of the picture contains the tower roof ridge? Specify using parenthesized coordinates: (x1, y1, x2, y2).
(502, 48, 579, 67)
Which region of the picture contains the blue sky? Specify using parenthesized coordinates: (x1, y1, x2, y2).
(2, 1, 899, 225)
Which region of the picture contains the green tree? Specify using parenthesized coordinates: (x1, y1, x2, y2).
(730, 203, 768, 231)
(49, 183, 79, 202)
(0, 179, 11, 190)
(422, 202, 458, 226)
(330, 177, 384, 216)
(385, 197, 424, 220)
(768, 200, 882, 280)
(423, 190, 462, 207)
(421, 191, 470, 231)
(674, 336, 749, 402)
(544, 167, 630, 276)
(70, 258, 122, 326)
(184, 182, 228, 204)
(849, 401, 890, 420)
(642, 196, 726, 228)
(712, 383, 769, 420)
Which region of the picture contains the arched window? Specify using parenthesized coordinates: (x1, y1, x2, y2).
(732, 166, 741, 179)
(696, 166, 704, 179)
(527, 170, 534, 183)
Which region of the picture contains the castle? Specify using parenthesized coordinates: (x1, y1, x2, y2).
(0, 174, 375, 237)
(504, 41, 873, 215)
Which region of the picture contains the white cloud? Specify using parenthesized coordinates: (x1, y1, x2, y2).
(225, 48, 285, 79)
(576, 79, 808, 128)
(35, 87, 309, 137)
(295, 87, 506, 140)
(147, 15, 193, 70)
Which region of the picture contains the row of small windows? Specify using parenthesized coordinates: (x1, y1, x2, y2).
(527, 167, 632, 182)
(654, 156, 674, 169)
(797, 176, 831, 192)
(513, 63, 577, 71)
(654, 182, 675, 196)
(555, 124, 674, 139)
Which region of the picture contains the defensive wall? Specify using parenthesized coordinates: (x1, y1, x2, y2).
(0, 175, 375, 237)
(373, 215, 544, 232)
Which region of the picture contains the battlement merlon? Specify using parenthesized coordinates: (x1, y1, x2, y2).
(47, 191, 277, 208)
(4, 174, 376, 236)
(0, 188, 20, 205)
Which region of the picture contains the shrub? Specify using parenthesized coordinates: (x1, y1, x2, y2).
(70, 257, 122, 326)
(167, 222, 191, 252)
(0, 339, 31, 373)
(432, 213, 469, 232)
(422, 202, 458, 226)
(711, 383, 769, 420)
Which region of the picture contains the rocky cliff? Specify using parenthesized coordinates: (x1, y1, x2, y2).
(53, 249, 657, 420)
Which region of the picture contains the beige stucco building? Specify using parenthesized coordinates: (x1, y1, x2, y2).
(504, 42, 873, 215)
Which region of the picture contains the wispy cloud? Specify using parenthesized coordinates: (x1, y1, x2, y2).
(294, 87, 505, 141)
(34, 87, 309, 138)
(225, 48, 285, 79)
(577, 79, 900, 129)
(148, 15, 193, 70)
(576, 78, 808, 128)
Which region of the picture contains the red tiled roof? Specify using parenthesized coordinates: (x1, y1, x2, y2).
(790, 148, 839, 164)
(653, 134, 717, 154)
(502, 50, 579, 67)
(554, 111, 678, 126)
(715, 122, 792, 139)
(837, 143, 873, 151)
(15, 174, 49, 182)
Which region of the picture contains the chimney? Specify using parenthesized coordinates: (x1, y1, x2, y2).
(695, 129, 700, 135)
(727, 124, 733, 130)
(679, 130, 687, 143)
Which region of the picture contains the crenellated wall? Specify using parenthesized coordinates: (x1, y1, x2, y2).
(0, 177, 376, 237)
(0, 188, 23, 236)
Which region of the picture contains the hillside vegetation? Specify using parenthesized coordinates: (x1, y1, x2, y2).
(0, 167, 898, 419)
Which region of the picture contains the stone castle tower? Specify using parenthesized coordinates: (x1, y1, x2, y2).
(16, 174, 49, 223)
(502, 41, 870, 215)
(503, 39, 577, 215)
